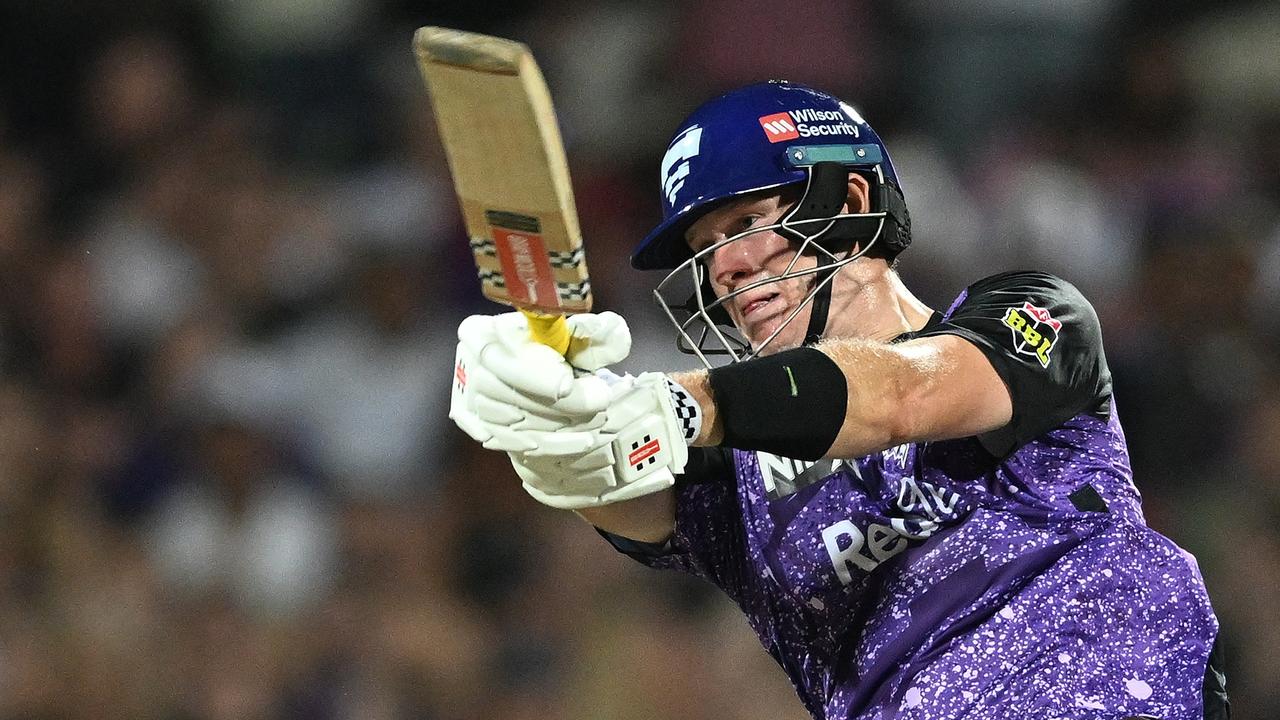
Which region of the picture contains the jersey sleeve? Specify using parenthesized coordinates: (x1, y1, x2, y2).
(914, 271, 1113, 456)
(596, 447, 751, 591)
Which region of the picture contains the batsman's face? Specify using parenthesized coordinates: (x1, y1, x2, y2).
(685, 192, 818, 355)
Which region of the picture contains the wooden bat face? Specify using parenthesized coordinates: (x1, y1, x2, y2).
(414, 27, 592, 317)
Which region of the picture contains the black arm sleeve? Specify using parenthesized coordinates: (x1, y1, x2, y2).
(914, 270, 1113, 456)
(674, 445, 736, 486)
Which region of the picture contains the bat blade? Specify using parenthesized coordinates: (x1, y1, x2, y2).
(413, 26, 591, 324)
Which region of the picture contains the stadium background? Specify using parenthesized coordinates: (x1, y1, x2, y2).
(0, 0, 1277, 717)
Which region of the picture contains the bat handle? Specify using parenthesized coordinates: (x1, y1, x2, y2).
(522, 310, 572, 356)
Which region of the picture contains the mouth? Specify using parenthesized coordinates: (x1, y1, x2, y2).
(740, 291, 781, 318)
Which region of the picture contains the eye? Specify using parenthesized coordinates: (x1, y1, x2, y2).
(738, 214, 762, 231)
(689, 236, 712, 254)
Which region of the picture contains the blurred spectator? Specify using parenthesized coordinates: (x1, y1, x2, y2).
(281, 250, 455, 501)
(143, 414, 336, 616)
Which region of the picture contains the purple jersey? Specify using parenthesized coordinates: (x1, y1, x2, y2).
(603, 272, 1225, 719)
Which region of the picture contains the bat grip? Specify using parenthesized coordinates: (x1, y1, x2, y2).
(522, 311, 572, 356)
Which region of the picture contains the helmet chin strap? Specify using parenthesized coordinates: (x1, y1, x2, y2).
(804, 261, 836, 346)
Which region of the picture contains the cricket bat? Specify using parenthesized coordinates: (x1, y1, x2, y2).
(413, 26, 592, 355)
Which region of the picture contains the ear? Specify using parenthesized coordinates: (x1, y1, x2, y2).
(846, 173, 871, 213)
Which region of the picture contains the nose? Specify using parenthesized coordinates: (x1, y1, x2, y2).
(710, 234, 764, 289)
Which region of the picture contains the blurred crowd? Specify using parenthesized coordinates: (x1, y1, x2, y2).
(0, 0, 1277, 718)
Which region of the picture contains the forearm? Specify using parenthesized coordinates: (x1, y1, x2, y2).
(670, 339, 926, 460)
(575, 488, 676, 543)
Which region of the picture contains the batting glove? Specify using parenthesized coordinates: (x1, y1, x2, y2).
(508, 372, 689, 508)
(449, 311, 699, 508)
(449, 311, 629, 454)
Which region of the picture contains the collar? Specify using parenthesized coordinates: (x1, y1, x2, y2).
(890, 310, 943, 344)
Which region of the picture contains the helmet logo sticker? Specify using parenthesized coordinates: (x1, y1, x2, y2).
(661, 125, 703, 206)
(759, 112, 799, 142)
(759, 109, 861, 143)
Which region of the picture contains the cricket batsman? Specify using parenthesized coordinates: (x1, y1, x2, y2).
(449, 81, 1229, 719)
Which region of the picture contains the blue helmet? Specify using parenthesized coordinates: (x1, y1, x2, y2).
(632, 80, 908, 270)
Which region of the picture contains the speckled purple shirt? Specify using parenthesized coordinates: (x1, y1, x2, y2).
(618, 272, 1220, 719)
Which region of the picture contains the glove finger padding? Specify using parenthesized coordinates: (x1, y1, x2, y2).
(511, 450, 676, 510)
(452, 311, 632, 445)
(451, 322, 603, 453)
(465, 327, 613, 417)
(510, 449, 616, 509)
(468, 361, 612, 419)
(520, 428, 608, 457)
(517, 464, 676, 510)
(472, 409, 606, 455)
(506, 372, 688, 510)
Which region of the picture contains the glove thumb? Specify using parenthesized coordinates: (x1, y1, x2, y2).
(566, 312, 631, 371)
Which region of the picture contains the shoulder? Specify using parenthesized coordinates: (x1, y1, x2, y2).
(945, 270, 1103, 356)
(924, 270, 1113, 455)
(957, 271, 1096, 315)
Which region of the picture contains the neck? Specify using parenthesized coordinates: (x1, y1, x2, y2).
(826, 261, 934, 342)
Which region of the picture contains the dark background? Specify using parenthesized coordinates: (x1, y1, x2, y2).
(0, 0, 1277, 717)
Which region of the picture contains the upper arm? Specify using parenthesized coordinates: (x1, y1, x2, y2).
(822, 271, 1112, 458)
(819, 332, 1012, 458)
(910, 271, 1113, 456)
(888, 333, 1013, 444)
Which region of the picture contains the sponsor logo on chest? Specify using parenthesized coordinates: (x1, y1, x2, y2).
(820, 477, 964, 585)
(758, 451, 858, 500)
(754, 450, 965, 585)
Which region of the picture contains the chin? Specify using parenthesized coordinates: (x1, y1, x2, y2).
(749, 328, 804, 356)
(746, 310, 809, 356)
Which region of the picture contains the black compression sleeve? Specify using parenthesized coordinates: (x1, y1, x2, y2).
(707, 346, 847, 460)
(678, 446, 735, 485)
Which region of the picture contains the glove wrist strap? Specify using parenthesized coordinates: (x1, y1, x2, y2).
(665, 376, 703, 445)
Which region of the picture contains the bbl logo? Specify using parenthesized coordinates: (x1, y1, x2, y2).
(1002, 301, 1062, 368)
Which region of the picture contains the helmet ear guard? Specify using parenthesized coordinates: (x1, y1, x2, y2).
(776, 159, 911, 345)
(874, 175, 912, 256)
(778, 161, 858, 248)
(778, 161, 850, 346)
(779, 149, 911, 259)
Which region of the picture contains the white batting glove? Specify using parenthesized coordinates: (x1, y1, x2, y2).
(449, 311, 630, 454)
(448, 311, 700, 509)
(508, 372, 689, 509)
